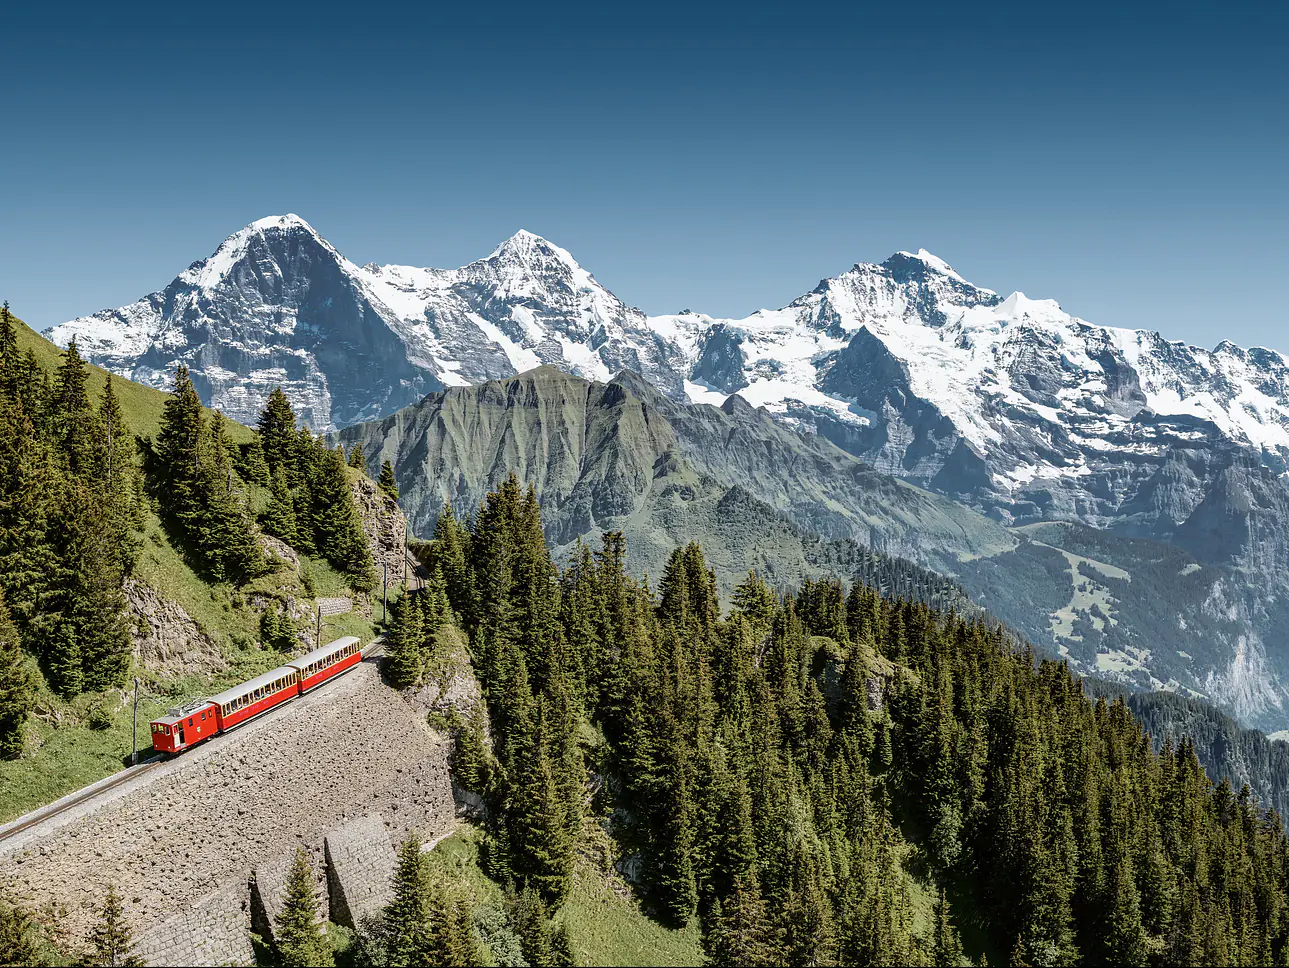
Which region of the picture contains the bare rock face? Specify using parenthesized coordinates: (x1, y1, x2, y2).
(124, 579, 222, 675)
(405, 626, 483, 722)
(259, 534, 301, 573)
(351, 474, 408, 590)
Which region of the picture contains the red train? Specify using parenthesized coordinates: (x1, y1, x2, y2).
(149, 636, 364, 754)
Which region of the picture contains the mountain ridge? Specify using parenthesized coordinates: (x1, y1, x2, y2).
(332, 364, 1289, 730)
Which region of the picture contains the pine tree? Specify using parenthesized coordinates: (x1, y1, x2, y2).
(0, 301, 16, 372)
(448, 703, 494, 795)
(1101, 851, 1147, 966)
(274, 848, 333, 968)
(347, 441, 365, 470)
(653, 781, 699, 926)
(932, 888, 964, 968)
(51, 338, 96, 475)
(429, 504, 471, 621)
(436, 892, 484, 968)
(46, 620, 83, 699)
(192, 457, 266, 583)
(95, 376, 127, 488)
(384, 834, 437, 967)
(0, 898, 46, 966)
(154, 366, 205, 527)
(0, 399, 56, 634)
(731, 570, 776, 635)
(86, 884, 142, 967)
(263, 465, 298, 545)
(308, 447, 375, 590)
(508, 886, 554, 967)
(386, 591, 426, 688)
(93, 377, 145, 574)
(510, 717, 575, 907)
(551, 921, 576, 967)
(704, 873, 780, 967)
(257, 387, 298, 476)
(1009, 934, 1029, 967)
(239, 434, 271, 486)
(378, 458, 399, 501)
(49, 481, 133, 693)
(0, 583, 35, 759)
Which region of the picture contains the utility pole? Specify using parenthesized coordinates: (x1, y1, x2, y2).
(316, 605, 323, 650)
(383, 560, 389, 625)
(131, 677, 140, 766)
(403, 522, 408, 588)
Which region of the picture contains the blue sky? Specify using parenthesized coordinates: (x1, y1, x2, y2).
(2, 3, 1285, 350)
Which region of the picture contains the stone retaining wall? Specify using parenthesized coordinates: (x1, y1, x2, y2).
(132, 876, 254, 968)
(325, 812, 397, 929)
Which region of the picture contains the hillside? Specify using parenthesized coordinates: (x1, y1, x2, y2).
(0, 311, 396, 821)
(1123, 690, 1289, 825)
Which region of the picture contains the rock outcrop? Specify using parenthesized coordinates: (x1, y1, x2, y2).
(124, 578, 222, 675)
(351, 474, 409, 592)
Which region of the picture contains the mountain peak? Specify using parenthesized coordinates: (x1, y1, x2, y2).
(180, 214, 330, 291)
(887, 248, 968, 283)
(488, 228, 566, 261)
(473, 229, 603, 302)
(247, 213, 316, 234)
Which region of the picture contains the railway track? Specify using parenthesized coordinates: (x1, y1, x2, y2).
(0, 757, 165, 847)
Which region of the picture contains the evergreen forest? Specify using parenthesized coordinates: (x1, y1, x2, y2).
(377, 475, 1289, 967)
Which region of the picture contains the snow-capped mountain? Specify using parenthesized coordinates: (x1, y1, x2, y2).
(49, 216, 1289, 579)
(48, 215, 681, 430)
(658, 248, 1289, 582)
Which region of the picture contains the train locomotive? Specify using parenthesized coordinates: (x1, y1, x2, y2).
(148, 636, 363, 754)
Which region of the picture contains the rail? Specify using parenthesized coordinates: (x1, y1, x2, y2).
(0, 757, 165, 846)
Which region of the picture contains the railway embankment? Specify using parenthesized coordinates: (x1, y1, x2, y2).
(0, 657, 455, 958)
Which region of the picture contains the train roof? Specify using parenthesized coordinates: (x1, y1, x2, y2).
(208, 665, 300, 707)
(287, 636, 362, 671)
(151, 698, 217, 726)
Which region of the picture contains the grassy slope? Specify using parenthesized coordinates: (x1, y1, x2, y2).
(11, 313, 254, 442)
(427, 824, 705, 968)
(0, 313, 376, 822)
